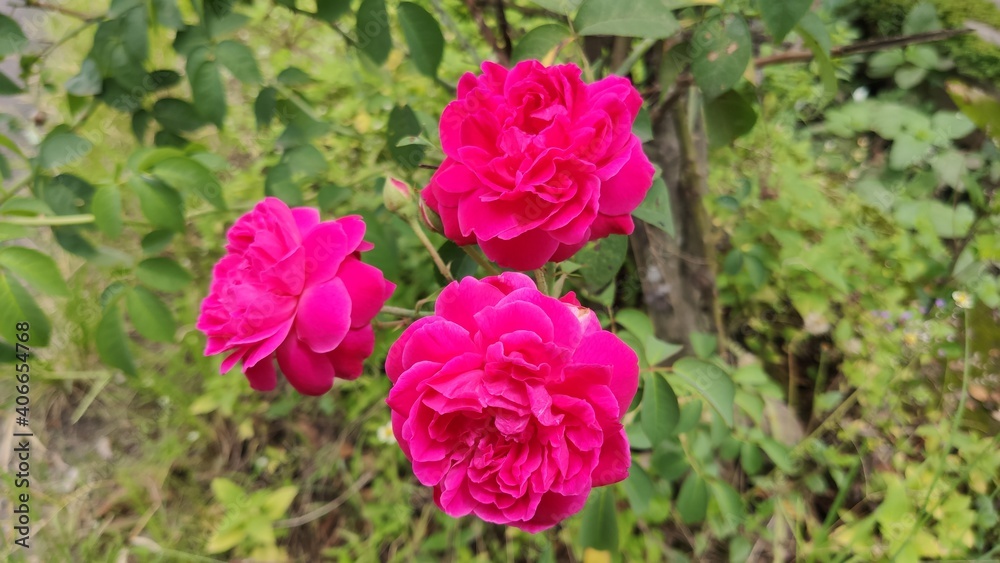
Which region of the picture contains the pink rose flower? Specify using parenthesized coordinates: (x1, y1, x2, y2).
(197, 197, 395, 395)
(423, 60, 655, 270)
(385, 273, 638, 532)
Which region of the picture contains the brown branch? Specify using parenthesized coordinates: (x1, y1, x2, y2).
(755, 28, 972, 68)
(19, 0, 98, 20)
(650, 28, 972, 118)
(495, 0, 513, 62)
(464, 0, 509, 66)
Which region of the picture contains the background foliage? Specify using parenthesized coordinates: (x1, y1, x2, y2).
(0, 0, 998, 561)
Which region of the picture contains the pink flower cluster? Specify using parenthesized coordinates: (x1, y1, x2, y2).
(197, 198, 395, 395)
(386, 274, 638, 531)
(197, 59, 651, 532)
(422, 60, 655, 270)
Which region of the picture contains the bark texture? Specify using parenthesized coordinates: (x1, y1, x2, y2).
(631, 93, 718, 351)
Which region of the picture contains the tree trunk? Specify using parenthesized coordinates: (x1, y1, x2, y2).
(631, 91, 719, 352)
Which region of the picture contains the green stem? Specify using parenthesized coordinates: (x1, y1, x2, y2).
(1, 213, 94, 226)
(613, 37, 657, 76)
(407, 218, 453, 282)
(533, 267, 549, 295)
(889, 308, 973, 560)
(461, 245, 501, 276)
(380, 306, 430, 318)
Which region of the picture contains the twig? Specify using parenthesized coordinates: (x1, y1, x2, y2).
(754, 28, 972, 68)
(494, 0, 512, 62)
(408, 217, 454, 281)
(274, 471, 375, 528)
(464, 0, 509, 65)
(20, 0, 99, 21)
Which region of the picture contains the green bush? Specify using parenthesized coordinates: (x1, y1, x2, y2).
(852, 0, 1000, 84)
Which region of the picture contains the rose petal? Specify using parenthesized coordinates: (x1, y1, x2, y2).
(295, 278, 352, 354)
(276, 336, 336, 395)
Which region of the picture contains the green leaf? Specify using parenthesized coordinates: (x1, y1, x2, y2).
(38, 130, 93, 169)
(92, 184, 123, 238)
(152, 0, 185, 29)
(136, 257, 192, 292)
(314, 0, 351, 22)
(210, 478, 245, 505)
(691, 15, 752, 99)
(188, 54, 226, 128)
(615, 308, 655, 340)
(709, 481, 744, 534)
(0, 246, 70, 297)
(689, 331, 717, 358)
(282, 144, 328, 179)
(397, 3, 444, 79)
(931, 111, 976, 140)
(386, 105, 425, 169)
(529, 0, 581, 15)
(578, 487, 618, 552)
(0, 14, 28, 57)
(894, 65, 927, 89)
(0, 70, 22, 95)
(126, 286, 176, 342)
(797, 12, 831, 54)
(705, 90, 757, 149)
(151, 156, 226, 210)
(96, 303, 137, 376)
(889, 134, 932, 169)
(129, 177, 185, 232)
(641, 372, 680, 444)
(868, 49, 904, 78)
(670, 357, 735, 427)
(740, 442, 764, 475)
(276, 66, 312, 87)
(265, 163, 303, 206)
(141, 230, 174, 254)
(152, 98, 208, 132)
(356, 0, 392, 65)
(132, 109, 151, 143)
(905, 44, 939, 70)
(0, 273, 51, 347)
(676, 472, 708, 524)
(215, 40, 261, 84)
(622, 463, 654, 517)
(254, 86, 278, 130)
(903, 1, 941, 35)
(758, 0, 812, 43)
(512, 24, 571, 64)
(632, 177, 675, 237)
(575, 235, 628, 289)
(262, 486, 299, 520)
(930, 149, 965, 187)
(66, 59, 103, 97)
(574, 0, 680, 39)
(744, 254, 766, 288)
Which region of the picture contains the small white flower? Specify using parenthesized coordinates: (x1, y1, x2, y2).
(952, 291, 973, 309)
(186, 431, 200, 442)
(376, 421, 396, 445)
(803, 311, 830, 335)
